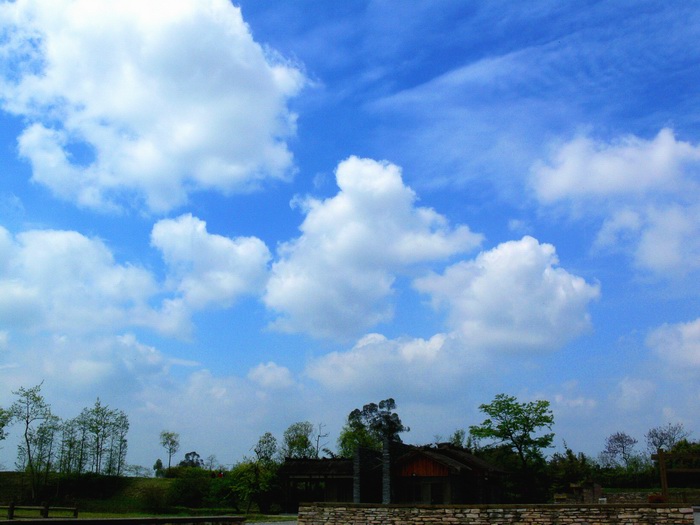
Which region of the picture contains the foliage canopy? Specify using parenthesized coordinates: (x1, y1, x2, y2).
(337, 398, 409, 457)
(469, 393, 554, 470)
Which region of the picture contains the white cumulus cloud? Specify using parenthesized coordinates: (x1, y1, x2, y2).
(264, 156, 482, 339)
(307, 237, 599, 397)
(151, 214, 271, 310)
(248, 362, 294, 389)
(553, 394, 597, 412)
(532, 128, 699, 202)
(0, 225, 158, 334)
(414, 236, 600, 351)
(647, 317, 700, 369)
(531, 129, 700, 275)
(0, 218, 269, 341)
(306, 332, 467, 396)
(0, 0, 305, 212)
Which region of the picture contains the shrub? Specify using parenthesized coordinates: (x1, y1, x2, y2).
(138, 481, 170, 513)
(166, 468, 211, 508)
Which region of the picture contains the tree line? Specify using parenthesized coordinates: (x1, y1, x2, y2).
(154, 394, 698, 506)
(2, 384, 698, 507)
(0, 383, 129, 501)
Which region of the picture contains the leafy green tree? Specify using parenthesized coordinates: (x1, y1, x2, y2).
(649, 438, 700, 489)
(230, 432, 283, 513)
(0, 406, 10, 442)
(254, 431, 278, 463)
(448, 429, 467, 447)
(208, 473, 240, 510)
(82, 398, 110, 473)
(669, 438, 700, 454)
(281, 421, 316, 459)
(548, 446, 596, 493)
(338, 414, 379, 457)
(9, 383, 54, 501)
(56, 416, 89, 474)
(179, 451, 204, 468)
(230, 457, 279, 513)
(16, 413, 61, 494)
(105, 408, 129, 475)
(469, 393, 554, 471)
(337, 398, 409, 457)
(70, 398, 129, 475)
(153, 458, 165, 477)
(160, 430, 180, 468)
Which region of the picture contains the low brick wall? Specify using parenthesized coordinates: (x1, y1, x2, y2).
(298, 502, 696, 525)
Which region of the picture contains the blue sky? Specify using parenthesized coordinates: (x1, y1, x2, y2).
(1, 0, 699, 470)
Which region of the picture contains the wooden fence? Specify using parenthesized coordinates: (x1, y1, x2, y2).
(0, 517, 244, 525)
(1, 502, 78, 520)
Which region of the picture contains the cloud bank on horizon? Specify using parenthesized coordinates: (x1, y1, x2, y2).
(0, 0, 699, 468)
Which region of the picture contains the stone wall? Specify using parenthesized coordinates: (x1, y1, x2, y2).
(603, 490, 700, 504)
(298, 502, 697, 525)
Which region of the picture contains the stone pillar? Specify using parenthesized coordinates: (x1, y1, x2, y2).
(693, 506, 700, 525)
(382, 437, 391, 504)
(353, 447, 361, 503)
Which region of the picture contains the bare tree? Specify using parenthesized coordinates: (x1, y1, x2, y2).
(204, 454, 218, 471)
(315, 423, 329, 458)
(646, 423, 690, 454)
(602, 431, 638, 467)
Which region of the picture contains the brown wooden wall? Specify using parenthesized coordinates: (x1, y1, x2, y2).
(398, 457, 449, 477)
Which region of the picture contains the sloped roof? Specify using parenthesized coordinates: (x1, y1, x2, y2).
(278, 457, 353, 477)
(396, 444, 503, 474)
